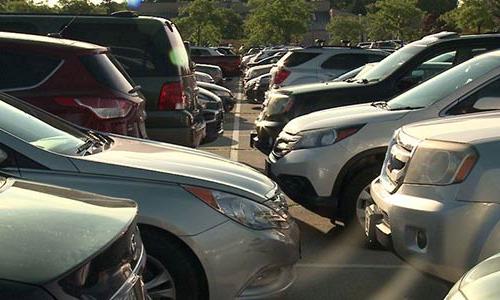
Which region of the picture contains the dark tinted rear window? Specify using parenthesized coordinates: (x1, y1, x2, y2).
(321, 53, 384, 70)
(80, 54, 135, 93)
(0, 51, 61, 90)
(283, 52, 320, 67)
(63, 19, 190, 77)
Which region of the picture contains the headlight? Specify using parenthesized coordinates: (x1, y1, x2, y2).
(184, 186, 290, 230)
(404, 140, 477, 185)
(291, 126, 362, 150)
(266, 94, 293, 116)
(213, 90, 231, 97)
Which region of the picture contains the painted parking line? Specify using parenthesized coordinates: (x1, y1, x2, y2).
(296, 263, 411, 270)
(229, 102, 241, 162)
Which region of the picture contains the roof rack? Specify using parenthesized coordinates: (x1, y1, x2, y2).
(110, 10, 138, 17)
(422, 31, 459, 40)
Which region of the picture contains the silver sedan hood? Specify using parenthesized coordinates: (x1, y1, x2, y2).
(71, 137, 276, 201)
(284, 103, 408, 134)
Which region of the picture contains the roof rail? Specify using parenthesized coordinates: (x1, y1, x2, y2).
(422, 31, 459, 40)
(110, 10, 138, 17)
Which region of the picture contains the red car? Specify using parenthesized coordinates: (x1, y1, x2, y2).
(0, 32, 147, 138)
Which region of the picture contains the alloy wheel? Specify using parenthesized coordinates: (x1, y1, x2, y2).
(144, 255, 176, 300)
(355, 184, 373, 227)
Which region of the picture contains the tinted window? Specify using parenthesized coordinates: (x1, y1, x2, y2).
(321, 54, 370, 70)
(80, 54, 135, 93)
(63, 20, 190, 77)
(0, 51, 61, 90)
(447, 77, 500, 115)
(283, 52, 320, 67)
(361, 44, 423, 81)
(387, 53, 500, 110)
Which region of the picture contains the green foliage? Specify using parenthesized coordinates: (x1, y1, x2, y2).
(57, 0, 105, 14)
(175, 0, 243, 46)
(244, 0, 312, 45)
(326, 15, 363, 44)
(416, 0, 457, 15)
(441, 0, 498, 33)
(366, 0, 424, 41)
(0, 0, 127, 14)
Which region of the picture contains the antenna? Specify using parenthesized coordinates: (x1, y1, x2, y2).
(47, 15, 78, 38)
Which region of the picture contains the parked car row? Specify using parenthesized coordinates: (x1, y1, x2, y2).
(0, 13, 301, 300)
(249, 32, 500, 292)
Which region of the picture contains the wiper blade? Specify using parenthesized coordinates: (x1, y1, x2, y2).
(76, 139, 97, 154)
(357, 78, 379, 84)
(389, 106, 425, 111)
(128, 85, 142, 94)
(371, 101, 389, 109)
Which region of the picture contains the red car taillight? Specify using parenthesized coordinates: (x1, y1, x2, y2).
(158, 82, 186, 110)
(54, 97, 133, 119)
(273, 69, 291, 85)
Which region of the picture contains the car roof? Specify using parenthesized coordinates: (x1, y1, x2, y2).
(411, 32, 500, 47)
(291, 46, 387, 54)
(0, 31, 106, 55)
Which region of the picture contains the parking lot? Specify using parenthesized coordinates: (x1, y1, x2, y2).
(201, 78, 452, 300)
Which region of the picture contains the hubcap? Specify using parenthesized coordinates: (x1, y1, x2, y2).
(356, 184, 373, 227)
(144, 255, 176, 300)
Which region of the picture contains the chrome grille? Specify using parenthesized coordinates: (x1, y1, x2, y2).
(272, 132, 300, 158)
(380, 132, 416, 193)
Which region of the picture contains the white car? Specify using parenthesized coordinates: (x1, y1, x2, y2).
(267, 50, 500, 227)
(367, 113, 500, 282)
(446, 253, 500, 300)
(269, 47, 388, 88)
(195, 71, 215, 83)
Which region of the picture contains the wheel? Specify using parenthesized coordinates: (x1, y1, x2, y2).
(141, 229, 207, 300)
(339, 166, 381, 230)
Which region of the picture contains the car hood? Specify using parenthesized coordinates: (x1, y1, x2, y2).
(458, 253, 500, 299)
(284, 103, 408, 134)
(401, 112, 500, 144)
(72, 137, 277, 201)
(278, 80, 357, 95)
(0, 177, 136, 284)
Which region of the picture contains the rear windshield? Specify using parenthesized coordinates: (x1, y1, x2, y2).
(80, 54, 135, 93)
(63, 19, 191, 77)
(283, 52, 320, 67)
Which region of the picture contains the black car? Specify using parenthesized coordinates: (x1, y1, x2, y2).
(252, 32, 500, 154)
(0, 12, 206, 148)
(199, 87, 224, 143)
(197, 81, 236, 112)
(0, 176, 146, 299)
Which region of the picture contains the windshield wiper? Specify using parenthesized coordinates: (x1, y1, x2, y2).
(371, 101, 389, 109)
(76, 139, 99, 154)
(357, 78, 380, 84)
(128, 85, 142, 94)
(388, 106, 425, 111)
(344, 78, 357, 83)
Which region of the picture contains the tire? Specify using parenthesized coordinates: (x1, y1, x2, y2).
(141, 229, 207, 300)
(339, 166, 381, 230)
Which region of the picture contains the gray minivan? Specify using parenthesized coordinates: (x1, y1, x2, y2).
(0, 12, 206, 147)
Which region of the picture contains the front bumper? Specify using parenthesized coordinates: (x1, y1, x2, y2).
(369, 178, 500, 282)
(183, 219, 300, 300)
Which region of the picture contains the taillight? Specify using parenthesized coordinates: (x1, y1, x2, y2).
(54, 97, 133, 119)
(273, 69, 291, 85)
(158, 82, 186, 110)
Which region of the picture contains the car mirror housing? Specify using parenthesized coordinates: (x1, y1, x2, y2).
(473, 97, 500, 111)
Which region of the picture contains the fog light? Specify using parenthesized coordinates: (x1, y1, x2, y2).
(245, 266, 283, 289)
(416, 230, 427, 249)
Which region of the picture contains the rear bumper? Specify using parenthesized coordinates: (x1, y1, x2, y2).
(203, 109, 224, 143)
(251, 120, 284, 155)
(146, 110, 206, 147)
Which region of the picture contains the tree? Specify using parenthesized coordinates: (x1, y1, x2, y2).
(175, 0, 242, 46)
(441, 0, 497, 33)
(57, 0, 106, 14)
(366, 0, 424, 41)
(417, 0, 457, 15)
(326, 15, 364, 44)
(0, 0, 53, 12)
(244, 0, 312, 46)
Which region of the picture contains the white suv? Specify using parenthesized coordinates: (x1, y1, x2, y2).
(269, 47, 388, 88)
(368, 113, 500, 282)
(267, 50, 500, 227)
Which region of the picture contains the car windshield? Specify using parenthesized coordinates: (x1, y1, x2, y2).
(0, 96, 92, 155)
(359, 44, 424, 82)
(387, 53, 500, 110)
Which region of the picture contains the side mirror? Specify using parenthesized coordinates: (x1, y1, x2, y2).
(184, 40, 191, 56)
(473, 97, 500, 111)
(0, 149, 7, 165)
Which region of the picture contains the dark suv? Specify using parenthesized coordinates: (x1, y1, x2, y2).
(253, 32, 500, 154)
(0, 32, 147, 138)
(0, 12, 205, 147)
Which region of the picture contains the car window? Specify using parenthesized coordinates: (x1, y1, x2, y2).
(0, 95, 88, 156)
(321, 53, 372, 70)
(361, 44, 423, 81)
(0, 51, 61, 90)
(387, 53, 500, 110)
(80, 54, 135, 94)
(63, 20, 190, 77)
(447, 77, 500, 115)
(283, 52, 320, 67)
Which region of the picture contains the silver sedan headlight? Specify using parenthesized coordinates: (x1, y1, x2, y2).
(184, 186, 290, 230)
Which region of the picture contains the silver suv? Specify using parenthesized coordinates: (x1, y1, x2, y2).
(269, 47, 388, 88)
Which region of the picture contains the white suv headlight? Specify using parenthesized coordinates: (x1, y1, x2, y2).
(404, 140, 477, 185)
(184, 186, 290, 230)
(293, 126, 362, 150)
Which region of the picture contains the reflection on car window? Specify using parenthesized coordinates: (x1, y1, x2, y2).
(387, 53, 500, 110)
(361, 45, 423, 81)
(0, 97, 87, 155)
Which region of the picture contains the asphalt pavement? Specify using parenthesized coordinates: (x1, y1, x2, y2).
(200, 77, 452, 300)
